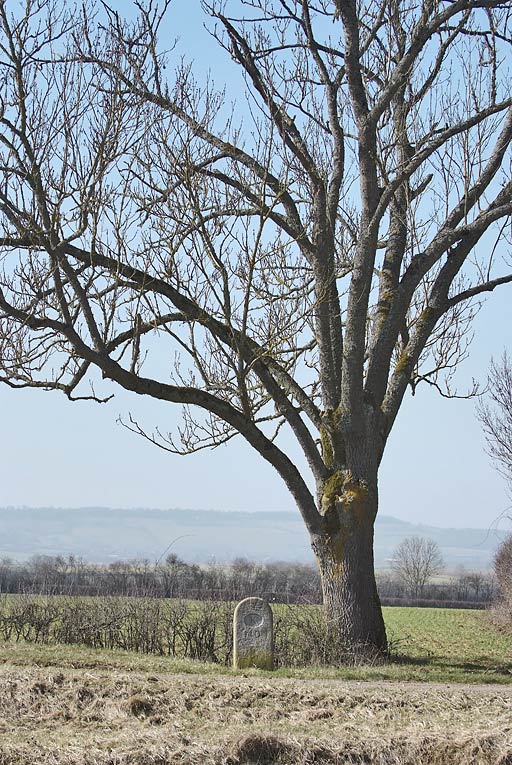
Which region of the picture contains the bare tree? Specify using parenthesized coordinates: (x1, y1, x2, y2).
(478, 353, 512, 617)
(494, 534, 512, 606)
(478, 352, 512, 490)
(1, 0, 511, 655)
(391, 536, 444, 598)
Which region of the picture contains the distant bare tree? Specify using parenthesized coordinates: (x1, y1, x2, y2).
(478, 352, 512, 491)
(1, 0, 511, 655)
(391, 536, 444, 598)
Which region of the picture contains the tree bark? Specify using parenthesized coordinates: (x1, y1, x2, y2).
(311, 480, 387, 658)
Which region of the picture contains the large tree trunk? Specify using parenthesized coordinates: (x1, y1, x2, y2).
(310, 474, 387, 658)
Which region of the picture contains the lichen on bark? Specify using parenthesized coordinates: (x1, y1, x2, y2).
(319, 407, 344, 470)
(394, 350, 410, 375)
(321, 469, 370, 517)
(320, 426, 334, 469)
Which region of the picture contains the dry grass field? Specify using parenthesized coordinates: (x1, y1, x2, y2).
(0, 657, 511, 764)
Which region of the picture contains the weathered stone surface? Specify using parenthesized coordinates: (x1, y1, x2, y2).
(233, 597, 273, 670)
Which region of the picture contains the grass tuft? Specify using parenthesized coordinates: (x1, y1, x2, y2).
(228, 734, 296, 764)
(127, 695, 154, 717)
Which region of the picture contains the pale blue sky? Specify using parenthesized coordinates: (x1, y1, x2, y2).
(1, 287, 511, 529)
(1, 1, 511, 530)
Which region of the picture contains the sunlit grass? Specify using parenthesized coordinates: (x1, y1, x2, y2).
(384, 607, 512, 683)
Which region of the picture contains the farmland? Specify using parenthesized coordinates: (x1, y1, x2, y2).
(0, 595, 510, 683)
(0, 644, 510, 764)
(0, 600, 510, 763)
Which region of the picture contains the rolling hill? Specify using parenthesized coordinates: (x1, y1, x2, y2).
(0, 506, 504, 569)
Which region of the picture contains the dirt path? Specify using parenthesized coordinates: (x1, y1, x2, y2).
(309, 677, 512, 694)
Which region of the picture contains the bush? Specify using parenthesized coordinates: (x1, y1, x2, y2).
(0, 595, 235, 663)
(0, 594, 388, 667)
(491, 534, 512, 627)
(495, 535, 512, 603)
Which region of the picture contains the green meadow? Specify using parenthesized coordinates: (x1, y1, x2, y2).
(0, 595, 509, 684)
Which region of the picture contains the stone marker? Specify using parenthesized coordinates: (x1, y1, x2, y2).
(233, 597, 273, 670)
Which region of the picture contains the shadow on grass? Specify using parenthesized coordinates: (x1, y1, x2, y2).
(390, 651, 512, 676)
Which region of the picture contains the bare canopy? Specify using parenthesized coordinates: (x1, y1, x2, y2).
(478, 352, 512, 491)
(391, 536, 444, 598)
(1, 0, 511, 654)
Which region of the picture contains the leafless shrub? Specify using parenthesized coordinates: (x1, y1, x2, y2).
(175, 600, 234, 663)
(0, 594, 238, 664)
(274, 604, 388, 667)
(0, 595, 60, 644)
(490, 534, 512, 629)
(160, 599, 189, 656)
(0, 593, 391, 667)
(495, 535, 512, 602)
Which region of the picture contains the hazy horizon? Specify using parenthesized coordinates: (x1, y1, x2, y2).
(0, 503, 508, 532)
(0, 506, 503, 569)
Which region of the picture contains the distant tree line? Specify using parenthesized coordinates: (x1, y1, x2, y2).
(0, 553, 496, 608)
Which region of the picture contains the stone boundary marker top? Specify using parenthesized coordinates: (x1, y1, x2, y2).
(233, 597, 274, 670)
